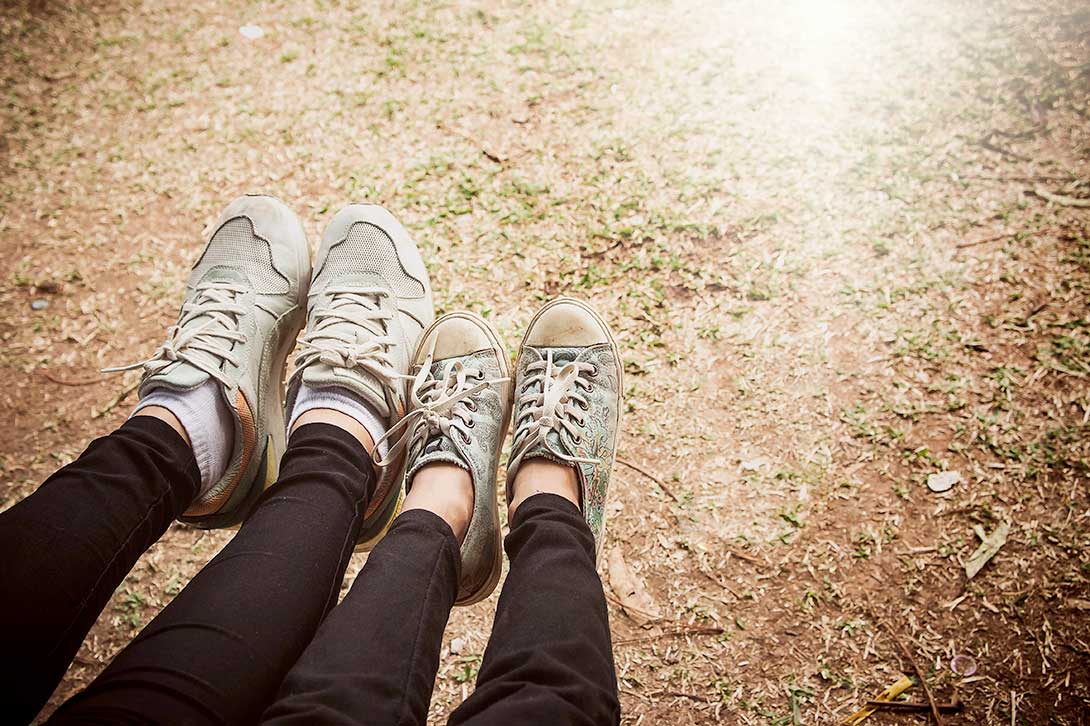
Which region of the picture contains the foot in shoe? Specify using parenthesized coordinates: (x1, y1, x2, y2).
(285, 203, 434, 550)
(378, 312, 512, 605)
(506, 297, 624, 560)
(403, 463, 473, 544)
(109, 194, 311, 527)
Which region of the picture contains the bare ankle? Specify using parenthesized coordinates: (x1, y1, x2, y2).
(402, 463, 474, 543)
(508, 458, 580, 517)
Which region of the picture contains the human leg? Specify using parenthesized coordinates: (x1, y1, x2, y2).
(450, 298, 623, 726)
(263, 312, 511, 725)
(0, 194, 311, 723)
(0, 415, 199, 723)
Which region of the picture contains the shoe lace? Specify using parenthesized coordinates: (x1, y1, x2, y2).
(373, 338, 509, 468)
(509, 351, 599, 468)
(102, 280, 248, 388)
(294, 286, 403, 386)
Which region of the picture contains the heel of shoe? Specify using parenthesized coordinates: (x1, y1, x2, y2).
(179, 435, 276, 530)
(354, 484, 405, 552)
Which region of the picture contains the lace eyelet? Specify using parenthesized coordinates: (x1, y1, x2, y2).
(466, 419, 475, 428)
(589, 364, 600, 377)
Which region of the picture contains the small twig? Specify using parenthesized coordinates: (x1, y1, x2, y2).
(616, 457, 679, 502)
(583, 239, 624, 258)
(866, 699, 963, 714)
(656, 690, 712, 703)
(879, 618, 944, 726)
(990, 127, 1040, 140)
(976, 133, 1032, 162)
(436, 122, 507, 164)
(699, 568, 742, 598)
(1032, 186, 1090, 208)
(614, 625, 724, 646)
(956, 224, 1064, 249)
(958, 174, 1075, 183)
(92, 381, 140, 419)
(956, 233, 1014, 249)
(725, 546, 765, 566)
(620, 686, 651, 702)
(40, 370, 101, 387)
(603, 592, 663, 622)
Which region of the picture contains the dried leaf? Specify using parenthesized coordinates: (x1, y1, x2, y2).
(607, 546, 661, 627)
(842, 675, 914, 725)
(964, 520, 1010, 579)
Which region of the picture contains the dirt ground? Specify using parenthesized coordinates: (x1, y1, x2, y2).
(2, 0, 1089, 723)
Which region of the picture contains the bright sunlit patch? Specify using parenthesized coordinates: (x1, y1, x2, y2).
(779, 0, 876, 99)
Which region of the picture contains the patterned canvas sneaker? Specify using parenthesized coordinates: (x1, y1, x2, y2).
(506, 298, 623, 560)
(285, 204, 434, 550)
(377, 312, 512, 604)
(107, 194, 311, 528)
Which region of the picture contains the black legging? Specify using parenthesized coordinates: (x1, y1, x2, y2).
(0, 417, 619, 725)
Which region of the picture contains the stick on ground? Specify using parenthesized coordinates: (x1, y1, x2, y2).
(616, 457, 680, 502)
(880, 618, 944, 726)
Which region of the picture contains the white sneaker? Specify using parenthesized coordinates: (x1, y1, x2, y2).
(109, 194, 311, 527)
(285, 204, 434, 549)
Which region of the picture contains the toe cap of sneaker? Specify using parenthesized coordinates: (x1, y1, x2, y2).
(214, 193, 311, 298)
(524, 299, 611, 347)
(419, 313, 497, 363)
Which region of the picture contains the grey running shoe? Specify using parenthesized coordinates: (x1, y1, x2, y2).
(107, 194, 311, 528)
(286, 204, 434, 550)
(377, 312, 512, 604)
(506, 298, 623, 559)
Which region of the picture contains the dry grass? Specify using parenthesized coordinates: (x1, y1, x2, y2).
(2, 0, 1089, 723)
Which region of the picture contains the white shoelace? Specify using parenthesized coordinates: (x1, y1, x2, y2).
(373, 340, 508, 468)
(509, 352, 599, 467)
(293, 286, 403, 388)
(103, 281, 248, 388)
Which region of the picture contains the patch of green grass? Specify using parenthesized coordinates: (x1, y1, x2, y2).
(115, 588, 146, 628)
(451, 654, 482, 683)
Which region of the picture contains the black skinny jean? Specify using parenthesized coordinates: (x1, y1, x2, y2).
(0, 417, 619, 725)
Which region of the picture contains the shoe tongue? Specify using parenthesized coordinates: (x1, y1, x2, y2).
(188, 268, 247, 365)
(316, 278, 388, 339)
(421, 434, 469, 466)
(404, 358, 478, 479)
(515, 346, 583, 462)
(407, 426, 470, 483)
(140, 268, 249, 397)
(535, 346, 580, 366)
(519, 430, 569, 465)
(297, 282, 402, 419)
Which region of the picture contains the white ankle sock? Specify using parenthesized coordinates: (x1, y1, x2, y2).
(288, 385, 389, 459)
(133, 380, 234, 495)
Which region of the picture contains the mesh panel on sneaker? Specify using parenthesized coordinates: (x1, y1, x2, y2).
(314, 222, 426, 297)
(188, 217, 290, 294)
